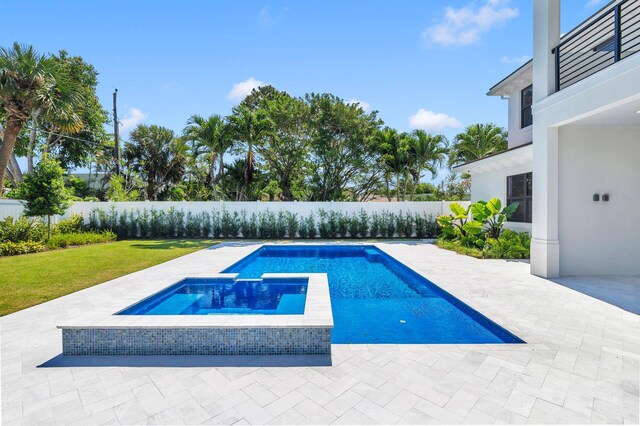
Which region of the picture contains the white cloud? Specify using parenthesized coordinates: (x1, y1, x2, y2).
(346, 99, 371, 112)
(500, 55, 530, 65)
(258, 6, 273, 26)
(258, 5, 288, 27)
(120, 108, 148, 131)
(422, 0, 519, 47)
(409, 109, 462, 131)
(227, 77, 266, 101)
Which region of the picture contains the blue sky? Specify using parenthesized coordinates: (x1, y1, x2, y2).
(2, 0, 609, 177)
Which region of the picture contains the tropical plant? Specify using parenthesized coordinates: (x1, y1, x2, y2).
(123, 124, 188, 200)
(470, 197, 519, 239)
(408, 130, 448, 200)
(436, 202, 483, 245)
(0, 240, 46, 256)
(0, 43, 84, 193)
(227, 105, 272, 199)
(484, 229, 531, 259)
(55, 213, 84, 234)
(182, 114, 232, 200)
(448, 123, 507, 167)
(0, 216, 46, 243)
(376, 128, 410, 201)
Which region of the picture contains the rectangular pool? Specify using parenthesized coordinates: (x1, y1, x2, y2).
(119, 277, 308, 315)
(223, 245, 524, 344)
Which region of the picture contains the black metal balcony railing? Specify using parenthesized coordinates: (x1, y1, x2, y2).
(552, 0, 640, 92)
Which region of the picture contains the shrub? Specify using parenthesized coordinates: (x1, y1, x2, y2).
(484, 229, 531, 259)
(116, 210, 129, 239)
(149, 209, 165, 238)
(0, 240, 46, 256)
(396, 211, 413, 238)
(381, 211, 395, 238)
(357, 210, 369, 239)
(415, 213, 440, 239)
(348, 214, 360, 239)
(285, 212, 298, 238)
(138, 209, 150, 238)
(276, 211, 287, 238)
(211, 210, 222, 238)
(303, 214, 316, 239)
(185, 212, 200, 238)
(369, 213, 381, 238)
(0, 216, 46, 243)
(317, 210, 329, 239)
(337, 213, 349, 238)
(201, 212, 212, 238)
(435, 239, 484, 259)
(46, 231, 117, 249)
(56, 214, 85, 234)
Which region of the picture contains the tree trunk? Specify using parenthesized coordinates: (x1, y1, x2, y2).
(28, 110, 39, 173)
(395, 173, 401, 202)
(218, 154, 225, 201)
(47, 215, 52, 240)
(403, 173, 409, 201)
(0, 117, 25, 195)
(410, 177, 418, 201)
(10, 154, 22, 183)
(210, 151, 218, 201)
(384, 174, 391, 201)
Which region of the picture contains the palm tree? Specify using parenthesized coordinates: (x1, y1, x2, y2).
(408, 130, 448, 200)
(227, 105, 272, 200)
(0, 43, 83, 193)
(375, 128, 411, 201)
(182, 114, 232, 200)
(123, 124, 188, 201)
(448, 123, 507, 168)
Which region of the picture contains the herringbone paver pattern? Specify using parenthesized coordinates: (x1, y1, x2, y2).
(2, 242, 638, 424)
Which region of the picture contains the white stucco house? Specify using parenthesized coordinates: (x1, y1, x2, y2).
(454, 0, 640, 278)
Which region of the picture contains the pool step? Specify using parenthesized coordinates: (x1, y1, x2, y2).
(364, 248, 383, 262)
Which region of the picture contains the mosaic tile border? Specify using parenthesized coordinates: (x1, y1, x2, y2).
(62, 327, 332, 355)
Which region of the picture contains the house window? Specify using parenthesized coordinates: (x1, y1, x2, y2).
(521, 85, 533, 128)
(507, 172, 532, 223)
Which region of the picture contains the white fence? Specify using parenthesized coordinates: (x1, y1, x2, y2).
(0, 200, 469, 222)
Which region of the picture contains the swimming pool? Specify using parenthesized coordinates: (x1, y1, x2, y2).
(119, 277, 308, 315)
(223, 245, 523, 344)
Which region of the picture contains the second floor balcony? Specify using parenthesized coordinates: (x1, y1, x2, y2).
(552, 0, 640, 92)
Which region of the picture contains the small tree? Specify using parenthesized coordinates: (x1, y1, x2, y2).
(16, 156, 71, 238)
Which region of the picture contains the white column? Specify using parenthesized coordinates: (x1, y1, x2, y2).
(533, 0, 560, 101)
(531, 0, 561, 278)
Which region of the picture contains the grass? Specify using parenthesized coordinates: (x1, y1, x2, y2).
(0, 239, 219, 316)
(434, 239, 484, 258)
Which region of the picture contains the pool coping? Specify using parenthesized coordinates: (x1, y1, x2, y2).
(56, 272, 333, 330)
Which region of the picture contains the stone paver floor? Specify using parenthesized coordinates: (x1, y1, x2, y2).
(1, 242, 639, 425)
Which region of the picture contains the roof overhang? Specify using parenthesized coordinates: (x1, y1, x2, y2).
(487, 60, 533, 97)
(452, 143, 532, 174)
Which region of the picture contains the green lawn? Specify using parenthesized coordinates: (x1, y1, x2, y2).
(0, 239, 219, 316)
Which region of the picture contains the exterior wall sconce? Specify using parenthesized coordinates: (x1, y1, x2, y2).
(593, 194, 600, 201)
(602, 194, 610, 202)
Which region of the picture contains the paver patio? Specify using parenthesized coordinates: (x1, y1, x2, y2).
(1, 242, 639, 424)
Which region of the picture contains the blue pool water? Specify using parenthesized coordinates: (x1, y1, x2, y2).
(223, 245, 524, 344)
(119, 277, 308, 315)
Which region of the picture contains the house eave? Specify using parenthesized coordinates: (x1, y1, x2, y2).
(452, 142, 533, 174)
(487, 60, 533, 97)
